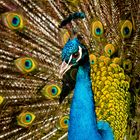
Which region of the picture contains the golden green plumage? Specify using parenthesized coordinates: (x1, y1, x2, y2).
(90, 55, 131, 140)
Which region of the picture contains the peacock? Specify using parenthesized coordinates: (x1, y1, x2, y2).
(59, 33, 114, 140)
(0, 0, 140, 140)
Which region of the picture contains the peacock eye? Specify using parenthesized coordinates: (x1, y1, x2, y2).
(24, 59, 33, 69)
(119, 20, 132, 38)
(91, 20, 104, 39)
(25, 114, 32, 122)
(2, 12, 24, 30)
(14, 57, 38, 74)
(59, 115, 69, 129)
(72, 52, 79, 59)
(95, 28, 101, 35)
(41, 84, 61, 99)
(89, 54, 97, 65)
(123, 59, 132, 72)
(104, 44, 116, 57)
(51, 87, 58, 95)
(12, 16, 20, 27)
(17, 112, 36, 128)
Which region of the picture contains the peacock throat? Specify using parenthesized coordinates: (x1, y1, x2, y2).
(69, 65, 102, 140)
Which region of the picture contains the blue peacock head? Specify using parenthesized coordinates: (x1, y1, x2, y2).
(59, 37, 89, 103)
(60, 38, 88, 77)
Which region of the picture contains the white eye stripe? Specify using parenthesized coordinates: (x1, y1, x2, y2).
(76, 46, 82, 62)
(68, 55, 72, 65)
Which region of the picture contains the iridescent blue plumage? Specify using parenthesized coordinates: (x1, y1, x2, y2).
(62, 38, 79, 61)
(61, 38, 114, 140)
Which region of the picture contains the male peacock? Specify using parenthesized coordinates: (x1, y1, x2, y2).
(60, 36, 114, 140)
(0, 0, 140, 140)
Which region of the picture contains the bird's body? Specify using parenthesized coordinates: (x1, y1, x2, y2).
(69, 65, 102, 140)
(0, 0, 140, 140)
(66, 39, 101, 140)
(61, 37, 113, 140)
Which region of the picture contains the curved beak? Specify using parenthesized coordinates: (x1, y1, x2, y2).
(59, 46, 82, 78)
(59, 55, 73, 78)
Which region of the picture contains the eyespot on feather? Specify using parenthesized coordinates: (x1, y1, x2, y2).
(14, 57, 38, 74)
(119, 20, 132, 38)
(91, 20, 104, 39)
(41, 84, 61, 99)
(17, 111, 36, 128)
(123, 59, 132, 72)
(59, 116, 69, 129)
(1, 12, 24, 30)
(89, 54, 97, 65)
(104, 44, 115, 57)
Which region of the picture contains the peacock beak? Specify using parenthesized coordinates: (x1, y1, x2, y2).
(59, 46, 82, 78)
(59, 56, 73, 78)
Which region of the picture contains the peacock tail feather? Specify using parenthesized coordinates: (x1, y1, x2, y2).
(0, 0, 140, 140)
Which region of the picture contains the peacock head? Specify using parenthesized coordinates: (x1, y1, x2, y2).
(60, 38, 88, 77)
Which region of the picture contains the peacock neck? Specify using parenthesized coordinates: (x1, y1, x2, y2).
(68, 61, 102, 140)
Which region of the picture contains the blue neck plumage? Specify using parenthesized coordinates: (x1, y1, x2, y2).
(68, 59, 102, 140)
